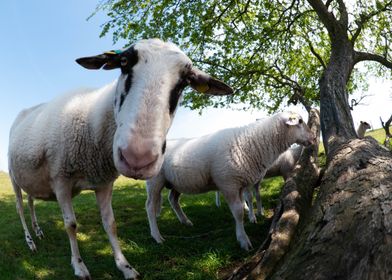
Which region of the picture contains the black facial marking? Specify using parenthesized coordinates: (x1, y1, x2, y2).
(119, 93, 126, 108)
(118, 47, 139, 112)
(120, 46, 138, 75)
(169, 79, 187, 115)
(162, 140, 167, 154)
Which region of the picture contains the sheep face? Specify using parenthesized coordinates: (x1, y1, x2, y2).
(76, 38, 233, 179)
(360, 121, 371, 130)
(284, 112, 316, 146)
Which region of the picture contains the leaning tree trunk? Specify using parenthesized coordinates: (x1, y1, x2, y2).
(270, 137, 392, 279)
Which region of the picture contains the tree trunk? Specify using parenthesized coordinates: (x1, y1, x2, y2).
(270, 137, 392, 280)
(319, 39, 357, 157)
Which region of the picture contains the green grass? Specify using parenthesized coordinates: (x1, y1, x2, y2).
(0, 172, 280, 280)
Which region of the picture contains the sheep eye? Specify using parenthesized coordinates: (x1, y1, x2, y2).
(299, 119, 303, 124)
(120, 57, 128, 67)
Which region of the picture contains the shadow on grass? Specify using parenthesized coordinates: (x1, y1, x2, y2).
(0, 179, 279, 280)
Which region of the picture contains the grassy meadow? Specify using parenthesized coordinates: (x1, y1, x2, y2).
(0, 127, 389, 280)
(0, 172, 282, 280)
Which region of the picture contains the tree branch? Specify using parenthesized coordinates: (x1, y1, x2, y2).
(306, 0, 336, 33)
(354, 51, 392, 69)
(351, 0, 392, 43)
(336, 0, 348, 27)
(349, 93, 372, 110)
(308, 41, 326, 68)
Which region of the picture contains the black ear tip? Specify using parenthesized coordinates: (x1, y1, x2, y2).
(218, 83, 234, 95)
(75, 57, 103, 70)
(75, 58, 83, 65)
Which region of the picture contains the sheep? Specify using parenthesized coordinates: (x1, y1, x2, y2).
(221, 121, 369, 222)
(145, 111, 315, 251)
(8, 38, 233, 280)
(244, 120, 369, 221)
(357, 121, 371, 138)
(240, 145, 303, 222)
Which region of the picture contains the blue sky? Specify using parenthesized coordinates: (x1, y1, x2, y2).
(0, 1, 391, 171)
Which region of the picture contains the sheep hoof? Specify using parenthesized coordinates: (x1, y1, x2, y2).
(256, 208, 264, 217)
(72, 257, 91, 280)
(26, 234, 37, 252)
(35, 228, 44, 239)
(239, 238, 253, 251)
(153, 235, 165, 244)
(122, 264, 140, 279)
(183, 220, 193, 226)
(249, 216, 257, 224)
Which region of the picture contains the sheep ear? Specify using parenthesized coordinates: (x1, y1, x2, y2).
(75, 50, 122, 70)
(187, 67, 233, 95)
(285, 114, 300, 126)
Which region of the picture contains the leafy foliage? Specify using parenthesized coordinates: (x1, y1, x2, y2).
(91, 0, 391, 113)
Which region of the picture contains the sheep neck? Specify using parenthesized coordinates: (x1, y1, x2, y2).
(83, 82, 119, 184)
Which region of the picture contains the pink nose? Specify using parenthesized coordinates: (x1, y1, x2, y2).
(119, 143, 158, 171)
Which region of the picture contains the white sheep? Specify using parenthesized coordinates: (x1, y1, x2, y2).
(233, 120, 370, 222)
(241, 145, 303, 222)
(145, 112, 315, 251)
(8, 38, 232, 280)
(357, 121, 371, 138)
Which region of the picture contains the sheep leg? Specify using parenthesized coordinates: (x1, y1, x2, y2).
(254, 182, 264, 216)
(146, 179, 165, 243)
(243, 188, 256, 223)
(168, 189, 193, 226)
(55, 183, 91, 280)
(155, 195, 163, 217)
(12, 179, 37, 252)
(95, 184, 139, 280)
(222, 188, 253, 251)
(215, 191, 221, 207)
(27, 195, 44, 239)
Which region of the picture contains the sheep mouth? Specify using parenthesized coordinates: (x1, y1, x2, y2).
(116, 151, 161, 179)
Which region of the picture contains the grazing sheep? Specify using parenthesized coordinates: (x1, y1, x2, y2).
(357, 121, 371, 138)
(8, 38, 232, 280)
(145, 112, 315, 251)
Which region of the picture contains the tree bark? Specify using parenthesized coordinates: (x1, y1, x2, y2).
(270, 137, 392, 280)
(319, 38, 357, 157)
